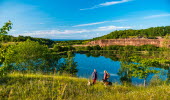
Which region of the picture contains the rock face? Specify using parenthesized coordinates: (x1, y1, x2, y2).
(87, 39, 170, 47)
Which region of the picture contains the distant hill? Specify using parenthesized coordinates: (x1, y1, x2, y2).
(51, 39, 85, 41)
(0, 35, 54, 47)
(92, 26, 170, 40)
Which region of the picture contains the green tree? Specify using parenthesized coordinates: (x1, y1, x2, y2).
(86, 46, 92, 51)
(0, 20, 12, 35)
(3, 39, 49, 72)
(59, 51, 78, 75)
(44, 51, 61, 73)
(93, 45, 101, 50)
(128, 57, 161, 86)
(118, 62, 133, 84)
(53, 45, 63, 52)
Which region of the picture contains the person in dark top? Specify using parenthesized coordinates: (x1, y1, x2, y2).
(92, 69, 97, 84)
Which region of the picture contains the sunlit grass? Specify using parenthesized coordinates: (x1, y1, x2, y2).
(1, 42, 19, 46)
(0, 72, 169, 100)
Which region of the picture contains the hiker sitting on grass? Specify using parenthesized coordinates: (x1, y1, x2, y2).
(92, 69, 97, 84)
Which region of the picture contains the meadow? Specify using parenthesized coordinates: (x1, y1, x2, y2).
(0, 72, 169, 100)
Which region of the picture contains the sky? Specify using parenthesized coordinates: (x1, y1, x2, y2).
(0, 0, 170, 39)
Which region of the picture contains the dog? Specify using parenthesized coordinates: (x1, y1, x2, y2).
(87, 80, 92, 86)
(102, 79, 112, 86)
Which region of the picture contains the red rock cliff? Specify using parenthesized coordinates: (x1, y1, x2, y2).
(87, 39, 170, 47)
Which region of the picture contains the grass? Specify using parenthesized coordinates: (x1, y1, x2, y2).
(1, 42, 18, 46)
(0, 72, 170, 100)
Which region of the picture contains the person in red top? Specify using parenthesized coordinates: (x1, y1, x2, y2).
(103, 70, 108, 82)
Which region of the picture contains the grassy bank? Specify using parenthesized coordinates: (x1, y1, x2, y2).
(0, 73, 169, 100)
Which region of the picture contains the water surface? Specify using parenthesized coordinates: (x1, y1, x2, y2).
(74, 53, 168, 85)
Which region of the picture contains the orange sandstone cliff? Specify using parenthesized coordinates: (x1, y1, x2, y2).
(86, 39, 170, 47)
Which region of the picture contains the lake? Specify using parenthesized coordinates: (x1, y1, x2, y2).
(73, 53, 168, 85)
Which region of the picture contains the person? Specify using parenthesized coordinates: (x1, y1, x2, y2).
(92, 69, 97, 84)
(103, 70, 109, 82)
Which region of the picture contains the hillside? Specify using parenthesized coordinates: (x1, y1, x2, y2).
(0, 73, 169, 100)
(0, 35, 55, 47)
(92, 26, 170, 40)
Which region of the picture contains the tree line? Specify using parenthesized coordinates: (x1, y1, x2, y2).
(71, 45, 165, 51)
(0, 35, 55, 47)
(92, 26, 170, 40)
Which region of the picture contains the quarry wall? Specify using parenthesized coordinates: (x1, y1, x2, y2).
(87, 39, 170, 47)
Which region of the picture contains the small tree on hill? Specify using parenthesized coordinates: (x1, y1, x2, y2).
(0, 20, 12, 35)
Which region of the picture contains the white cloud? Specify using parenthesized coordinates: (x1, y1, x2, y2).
(100, 0, 131, 6)
(80, 0, 132, 10)
(112, 19, 127, 22)
(22, 25, 131, 38)
(22, 30, 90, 37)
(73, 20, 126, 27)
(95, 26, 131, 31)
(73, 21, 107, 27)
(25, 29, 89, 36)
(144, 14, 170, 19)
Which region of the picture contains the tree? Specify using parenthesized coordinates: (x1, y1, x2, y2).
(128, 56, 161, 86)
(85, 46, 92, 51)
(0, 20, 12, 35)
(3, 39, 49, 72)
(93, 45, 101, 50)
(118, 51, 134, 84)
(44, 51, 61, 73)
(59, 51, 78, 75)
(0, 21, 13, 66)
(118, 62, 133, 84)
(53, 45, 63, 52)
(129, 64, 158, 86)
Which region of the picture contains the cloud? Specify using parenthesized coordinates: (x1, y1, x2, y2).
(73, 20, 126, 27)
(144, 14, 170, 19)
(100, 0, 131, 6)
(80, 0, 132, 10)
(73, 21, 107, 27)
(25, 29, 89, 36)
(22, 25, 131, 38)
(94, 26, 131, 31)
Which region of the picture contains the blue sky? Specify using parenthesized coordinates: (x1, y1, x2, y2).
(0, 0, 170, 39)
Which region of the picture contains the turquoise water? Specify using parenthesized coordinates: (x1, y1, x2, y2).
(74, 53, 168, 85)
(1, 52, 168, 85)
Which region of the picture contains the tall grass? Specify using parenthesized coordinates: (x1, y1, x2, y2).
(0, 72, 169, 100)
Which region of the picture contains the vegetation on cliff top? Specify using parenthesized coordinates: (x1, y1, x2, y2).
(92, 26, 170, 40)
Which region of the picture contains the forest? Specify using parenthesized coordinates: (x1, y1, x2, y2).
(92, 26, 170, 40)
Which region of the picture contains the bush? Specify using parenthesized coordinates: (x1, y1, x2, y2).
(149, 75, 165, 86)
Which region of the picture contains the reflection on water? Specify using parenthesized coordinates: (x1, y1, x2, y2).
(74, 51, 168, 85)
(75, 54, 121, 83)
